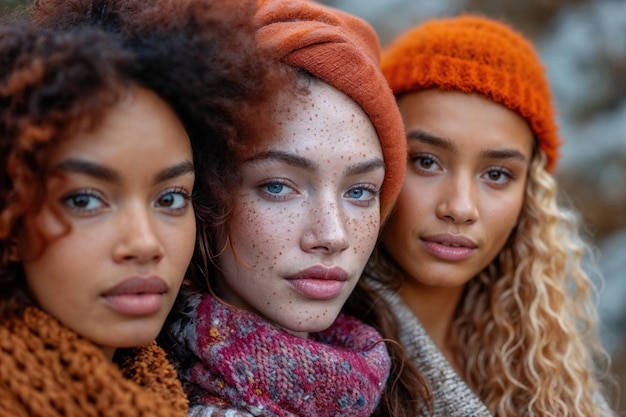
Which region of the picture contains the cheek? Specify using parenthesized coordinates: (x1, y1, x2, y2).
(170, 218, 196, 267)
(228, 202, 293, 266)
(486, 196, 524, 244)
(388, 186, 425, 229)
(348, 211, 380, 256)
(17, 208, 70, 263)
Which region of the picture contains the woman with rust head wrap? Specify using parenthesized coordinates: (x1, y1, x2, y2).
(160, 1, 429, 416)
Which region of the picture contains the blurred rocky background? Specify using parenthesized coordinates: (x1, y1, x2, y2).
(2, 0, 625, 412)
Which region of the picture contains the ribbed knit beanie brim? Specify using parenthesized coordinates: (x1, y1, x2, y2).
(382, 14, 560, 171)
(256, 0, 406, 220)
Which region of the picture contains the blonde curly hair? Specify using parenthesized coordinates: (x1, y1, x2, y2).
(453, 150, 609, 416)
(366, 149, 610, 416)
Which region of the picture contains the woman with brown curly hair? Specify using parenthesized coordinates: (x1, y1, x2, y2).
(0, 0, 279, 415)
(362, 14, 614, 416)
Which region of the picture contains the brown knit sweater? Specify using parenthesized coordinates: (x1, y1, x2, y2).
(0, 307, 188, 417)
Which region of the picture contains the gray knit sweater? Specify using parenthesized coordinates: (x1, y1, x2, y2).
(377, 287, 491, 417)
(376, 286, 614, 417)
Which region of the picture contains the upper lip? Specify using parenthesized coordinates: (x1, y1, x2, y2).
(102, 276, 168, 296)
(422, 233, 478, 249)
(287, 265, 349, 281)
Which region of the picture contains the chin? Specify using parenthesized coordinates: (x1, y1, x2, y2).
(285, 315, 341, 336)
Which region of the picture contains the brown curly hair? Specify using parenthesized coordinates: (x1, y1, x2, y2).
(0, 0, 282, 318)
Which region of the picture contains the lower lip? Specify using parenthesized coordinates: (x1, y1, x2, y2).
(422, 240, 475, 261)
(101, 294, 163, 316)
(289, 279, 345, 300)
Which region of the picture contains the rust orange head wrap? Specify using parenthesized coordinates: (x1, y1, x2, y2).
(382, 14, 561, 172)
(256, 0, 406, 221)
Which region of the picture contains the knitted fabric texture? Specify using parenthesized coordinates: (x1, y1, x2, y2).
(381, 14, 561, 172)
(256, 0, 406, 220)
(168, 293, 391, 417)
(372, 282, 614, 416)
(0, 307, 188, 417)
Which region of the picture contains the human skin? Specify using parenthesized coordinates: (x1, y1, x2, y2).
(380, 89, 533, 357)
(215, 80, 385, 338)
(17, 87, 196, 361)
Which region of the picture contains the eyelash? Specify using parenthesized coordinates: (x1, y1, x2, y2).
(410, 153, 516, 186)
(61, 187, 192, 216)
(156, 187, 192, 214)
(410, 153, 440, 174)
(482, 167, 514, 186)
(258, 179, 296, 201)
(61, 189, 107, 214)
(346, 184, 380, 207)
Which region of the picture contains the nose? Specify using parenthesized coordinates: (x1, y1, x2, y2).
(435, 173, 479, 225)
(300, 198, 350, 255)
(113, 203, 165, 264)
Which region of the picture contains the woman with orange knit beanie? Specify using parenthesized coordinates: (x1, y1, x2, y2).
(159, 1, 430, 416)
(362, 14, 614, 416)
(0, 0, 281, 415)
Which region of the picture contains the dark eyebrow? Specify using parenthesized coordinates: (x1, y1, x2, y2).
(345, 158, 385, 177)
(154, 160, 195, 183)
(480, 148, 528, 163)
(406, 129, 458, 154)
(53, 158, 194, 185)
(243, 150, 318, 172)
(53, 159, 120, 183)
(408, 129, 528, 163)
(245, 149, 384, 177)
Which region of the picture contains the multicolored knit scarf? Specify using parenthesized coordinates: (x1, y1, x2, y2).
(168, 293, 391, 417)
(0, 307, 188, 417)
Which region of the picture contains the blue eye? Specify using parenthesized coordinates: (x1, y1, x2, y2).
(345, 185, 378, 207)
(257, 180, 297, 201)
(265, 183, 285, 194)
(347, 188, 365, 199)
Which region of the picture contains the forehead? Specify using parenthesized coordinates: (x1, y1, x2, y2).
(398, 89, 534, 157)
(257, 80, 382, 157)
(45, 87, 191, 167)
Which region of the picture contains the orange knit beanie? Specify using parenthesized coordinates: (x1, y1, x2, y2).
(256, 0, 406, 220)
(382, 14, 560, 172)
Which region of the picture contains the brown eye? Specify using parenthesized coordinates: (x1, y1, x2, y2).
(411, 153, 441, 173)
(418, 156, 435, 169)
(62, 190, 105, 213)
(70, 195, 92, 208)
(156, 189, 190, 211)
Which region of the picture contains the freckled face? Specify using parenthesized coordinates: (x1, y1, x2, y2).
(216, 80, 385, 338)
(381, 89, 533, 291)
(17, 88, 195, 360)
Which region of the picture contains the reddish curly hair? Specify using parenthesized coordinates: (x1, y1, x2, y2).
(0, 0, 283, 317)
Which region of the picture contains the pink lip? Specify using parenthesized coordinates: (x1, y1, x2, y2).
(101, 276, 168, 316)
(421, 233, 477, 262)
(287, 266, 348, 300)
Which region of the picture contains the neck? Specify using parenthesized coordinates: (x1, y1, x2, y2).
(399, 279, 465, 367)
